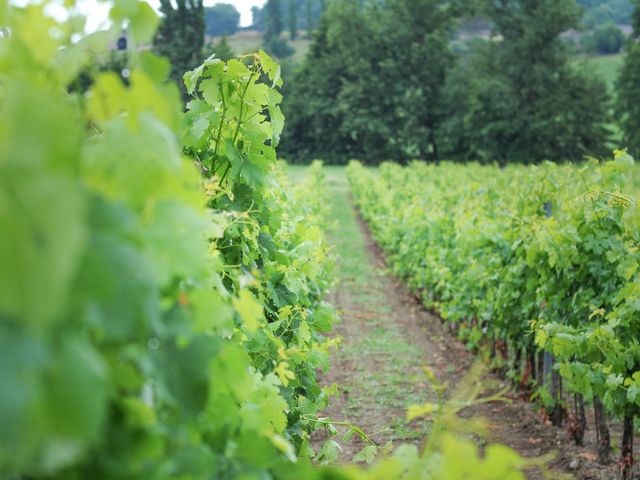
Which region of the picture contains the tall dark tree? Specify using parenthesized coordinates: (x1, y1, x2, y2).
(153, 0, 205, 98)
(263, 0, 295, 58)
(305, 0, 314, 36)
(210, 35, 235, 61)
(265, 0, 283, 41)
(251, 6, 265, 30)
(460, 0, 610, 163)
(253, 0, 322, 33)
(374, 0, 466, 161)
(281, 8, 355, 163)
(617, 0, 640, 157)
(289, 0, 298, 40)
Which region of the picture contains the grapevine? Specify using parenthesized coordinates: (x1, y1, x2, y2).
(348, 154, 640, 476)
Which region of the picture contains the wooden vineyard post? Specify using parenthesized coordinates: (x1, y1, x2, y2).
(572, 393, 586, 446)
(621, 409, 635, 480)
(537, 351, 545, 389)
(512, 345, 521, 388)
(542, 351, 564, 426)
(521, 347, 535, 389)
(593, 395, 611, 464)
(543, 201, 564, 427)
(527, 348, 536, 387)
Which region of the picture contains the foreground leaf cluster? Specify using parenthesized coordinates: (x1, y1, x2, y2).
(0, 2, 337, 477)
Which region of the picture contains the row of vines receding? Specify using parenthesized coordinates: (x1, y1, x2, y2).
(348, 155, 640, 479)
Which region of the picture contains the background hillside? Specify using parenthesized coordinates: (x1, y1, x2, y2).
(577, 0, 634, 26)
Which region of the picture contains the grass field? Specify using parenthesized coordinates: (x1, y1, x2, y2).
(289, 164, 435, 459)
(212, 30, 311, 64)
(573, 53, 625, 145)
(576, 53, 624, 91)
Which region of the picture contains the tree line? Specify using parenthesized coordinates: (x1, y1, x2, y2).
(281, 0, 640, 165)
(252, 0, 325, 36)
(142, 0, 640, 165)
(151, 0, 325, 92)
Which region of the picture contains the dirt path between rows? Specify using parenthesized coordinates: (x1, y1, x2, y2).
(312, 171, 633, 479)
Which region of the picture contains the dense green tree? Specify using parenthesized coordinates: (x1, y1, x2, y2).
(153, 0, 204, 98)
(377, 0, 467, 161)
(305, 0, 314, 36)
(251, 6, 265, 30)
(436, 39, 489, 160)
(252, 0, 322, 32)
(582, 22, 626, 53)
(617, 0, 640, 156)
(458, 0, 611, 163)
(282, 6, 359, 163)
(209, 35, 235, 61)
(264, 36, 295, 57)
(289, 0, 298, 39)
(265, 0, 283, 40)
(285, 0, 612, 164)
(263, 0, 295, 58)
(204, 3, 240, 37)
(282, 0, 466, 164)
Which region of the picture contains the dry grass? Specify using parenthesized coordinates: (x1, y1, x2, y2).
(210, 29, 311, 63)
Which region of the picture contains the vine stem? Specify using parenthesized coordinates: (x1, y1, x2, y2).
(212, 82, 227, 161)
(232, 70, 257, 145)
(301, 415, 378, 445)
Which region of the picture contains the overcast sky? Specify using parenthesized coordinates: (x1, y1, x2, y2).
(29, 0, 267, 32)
(231, 0, 266, 26)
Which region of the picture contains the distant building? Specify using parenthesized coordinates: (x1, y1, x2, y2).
(117, 35, 127, 51)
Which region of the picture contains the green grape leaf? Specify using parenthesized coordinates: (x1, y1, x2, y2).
(353, 445, 378, 464)
(233, 290, 264, 333)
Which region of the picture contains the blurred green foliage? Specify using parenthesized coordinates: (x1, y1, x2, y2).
(204, 3, 240, 37)
(207, 35, 236, 61)
(581, 22, 626, 53)
(0, 3, 336, 477)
